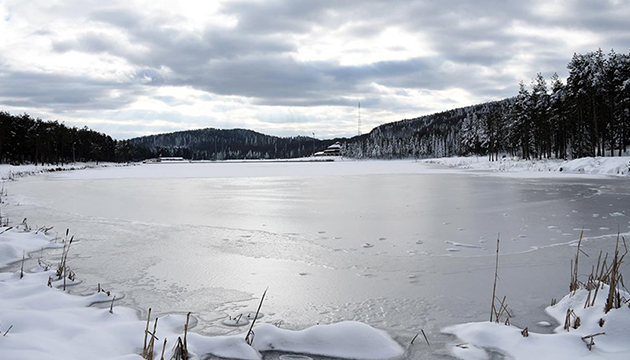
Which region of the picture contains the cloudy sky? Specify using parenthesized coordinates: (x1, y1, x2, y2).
(1, 0, 628, 140)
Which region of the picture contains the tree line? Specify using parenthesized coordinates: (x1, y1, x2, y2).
(504, 48, 629, 159)
(0, 112, 152, 164)
(129, 128, 337, 160)
(344, 48, 630, 160)
(0, 111, 336, 164)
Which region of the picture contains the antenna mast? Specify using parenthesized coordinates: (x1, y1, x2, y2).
(357, 102, 361, 136)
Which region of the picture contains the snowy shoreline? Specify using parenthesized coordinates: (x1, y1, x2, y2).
(0, 162, 131, 181)
(2, 159, 630, 360)
(420, 155, 630, 177)
(2, 155, 629, 182)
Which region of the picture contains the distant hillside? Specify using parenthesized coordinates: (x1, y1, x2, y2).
(346, 48, 630, 160)
(128, 128, 341, 160)
(343, 98, 513, 159)
(128, 99, 513, 160)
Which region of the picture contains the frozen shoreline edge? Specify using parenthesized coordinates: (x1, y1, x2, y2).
(420, 155, 630, 178)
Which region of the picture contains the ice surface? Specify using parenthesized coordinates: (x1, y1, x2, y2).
(2, 159, 629, 359)
(0, 228, 404, 360)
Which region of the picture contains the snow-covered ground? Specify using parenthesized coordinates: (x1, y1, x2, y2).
(421, 156, 630, 177)
(444, 283, 630, 360)
(0, 162, 124, 181)
(2, 156, 629, 182)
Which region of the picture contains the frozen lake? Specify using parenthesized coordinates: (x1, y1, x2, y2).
(5, 160, 630, 358)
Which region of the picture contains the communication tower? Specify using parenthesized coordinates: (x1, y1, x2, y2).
(358, 102, 361, 136)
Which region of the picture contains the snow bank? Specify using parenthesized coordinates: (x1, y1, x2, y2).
(251, 322, 404, 359)
(557, 157, 630, 176)
(0, 226, 404, 360)
(0, 224, 61, 268)
(0, 163, 121, 181)
(422, 156, 630, 177)
(444, 284, 630, 360)
(187, 322, 405, 360)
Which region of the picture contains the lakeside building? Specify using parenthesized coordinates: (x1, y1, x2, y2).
(314, 142, 342, 157)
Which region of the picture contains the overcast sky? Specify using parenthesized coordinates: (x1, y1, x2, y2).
(1, 0, 629, 140)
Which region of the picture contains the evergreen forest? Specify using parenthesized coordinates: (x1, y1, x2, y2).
(0, 112, 153, 164)
(343, 49, 630, 160)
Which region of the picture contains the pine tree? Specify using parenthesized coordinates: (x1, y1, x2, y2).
(530, 73, 551, 158)
(549, 73, 568, 158)
(511, 81, 533, 159)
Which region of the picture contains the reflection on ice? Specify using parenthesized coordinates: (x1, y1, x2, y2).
(3, 161, 630, 358)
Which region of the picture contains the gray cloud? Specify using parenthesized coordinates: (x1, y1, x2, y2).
(52, 1, 630, 103)
(52, 32, 123, 54)
(2, 0, 629, 138)
(0, 69, 143, 111)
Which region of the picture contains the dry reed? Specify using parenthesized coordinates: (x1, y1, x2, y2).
(245, 288, 268, 346)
